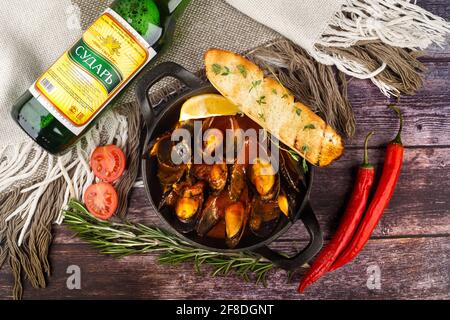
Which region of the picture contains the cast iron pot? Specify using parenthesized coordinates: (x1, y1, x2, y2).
(136, 62, 323, 271)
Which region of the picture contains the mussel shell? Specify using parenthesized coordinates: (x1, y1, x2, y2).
(196, 191, 232, 236)
(249, 159, 280, 201)
(280, 150, 305, 193)
(228, 162, 246, 201)
(159, 188, 178, 210)
(153, 135, 187, 186)
(157, 164, 186, 187)
(277, 188, 298, 221)
(172, 197, 203, 234)
(191, 164, 212, 181)
(208, 163, 228, 193)
(173, 182, 205, 233)
(225, 202, 247, 248)
(249, 196, 282, 238)
(260, 173, 280, 201)
(176, 196, 203, 221)
(202, 116, 241, 139)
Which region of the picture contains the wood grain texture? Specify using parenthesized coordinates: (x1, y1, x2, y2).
(0, 238, 448, 300)
(0, 0, 449, 300)
(345, 61, 450, 147)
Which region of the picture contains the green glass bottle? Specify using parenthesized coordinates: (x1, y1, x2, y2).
(11, 0, 190, 154)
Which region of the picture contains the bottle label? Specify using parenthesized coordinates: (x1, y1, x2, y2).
(29, 8, 156, 135)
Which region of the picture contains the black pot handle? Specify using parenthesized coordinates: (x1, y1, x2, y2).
(252, 201, 323, 271)
(135, 62, 204, 131)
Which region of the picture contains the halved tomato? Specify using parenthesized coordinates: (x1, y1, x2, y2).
(90, 145, 126, 183)
(84, 183, 118, 220)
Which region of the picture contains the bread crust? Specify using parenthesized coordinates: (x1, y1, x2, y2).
(205, 49, 344, 167)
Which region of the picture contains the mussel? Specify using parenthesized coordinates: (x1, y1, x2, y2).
(249, 158, 280, 201)
(192, 162, 228, 194)
(196, 191, 231, 236)
(249, 196, 282, 238)
(225, 202, 247, 248)
(228, 162, 246, 201)
(151, 134, 186, 189)
(277, 191, 290, 218)
(152, 114, 305, 248)
(208, 163, 228, 192)
(191, 164, 211, 181)
(158, 181, 186, 210)
(197, 187, 249, 248)
(174, 182, 205, 232)
(201, 116, 242, 161)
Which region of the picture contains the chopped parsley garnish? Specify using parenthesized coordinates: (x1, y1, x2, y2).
(296, 108, 302, 116)
(304, 124, 316, 130)
(212, 64, 222, 75)
(287, 150, 300, 162)
(221, 66, 231, 76)
(249, 80, 262, 92)
(272, 89, 278, 95)
(287, 149, 307, 172)
(281, 93, 289, 99)
(302, 145, 310, 153)
(256, 96, 267, 105)
(257, 112, 266, 122)
(237, 64, 247, 78)
(302, 158, 309, 173)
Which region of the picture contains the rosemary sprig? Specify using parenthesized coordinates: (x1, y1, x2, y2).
(63, 199, 275, 285)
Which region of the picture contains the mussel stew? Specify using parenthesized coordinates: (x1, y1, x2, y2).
(148, 114, 307, 248)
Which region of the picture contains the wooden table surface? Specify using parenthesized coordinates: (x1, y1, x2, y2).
(1, 0, 449, 300)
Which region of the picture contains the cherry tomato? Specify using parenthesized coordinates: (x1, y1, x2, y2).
(84, 183, 118, 220)
(90, 145, 126, 183)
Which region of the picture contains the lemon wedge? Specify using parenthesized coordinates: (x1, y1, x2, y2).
(179, 94, 240, 121)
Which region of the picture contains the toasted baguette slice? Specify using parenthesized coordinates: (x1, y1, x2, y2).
(204, 49, 344, 167)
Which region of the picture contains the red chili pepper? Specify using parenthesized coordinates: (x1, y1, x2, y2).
(329, 105, 404, 272)
(297, 132, 375, 293)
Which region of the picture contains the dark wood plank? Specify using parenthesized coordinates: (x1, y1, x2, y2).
(0, 237, 448, 300)
(346, 61, 450, 147)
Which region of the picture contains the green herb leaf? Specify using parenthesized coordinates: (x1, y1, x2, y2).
(212, 64, 222, 75)
(281, 93, 289, 99)
(304, 124, 316, 130)
(256, 96, 267, 105)
(272, 89, 277, 95)
(302, 158, 309, 173)
(302, 145, 310, 153)
(296, 108, 302, 116)
(287, 150, 300, 162)
(222, 66, 231, 76)
(249, 80, 262, 92)
(237, 64, 247, 78)
(258, 112, 266, 122)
